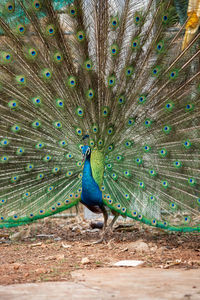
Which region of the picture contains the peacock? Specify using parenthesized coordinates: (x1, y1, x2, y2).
(0, 0, 200, 240)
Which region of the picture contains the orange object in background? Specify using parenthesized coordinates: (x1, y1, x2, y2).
(182, 0, 200, 50)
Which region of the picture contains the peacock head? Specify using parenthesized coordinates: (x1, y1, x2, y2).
(82, 145, 91, 162)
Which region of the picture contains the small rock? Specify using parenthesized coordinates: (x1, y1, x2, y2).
(54, 237, 62, 241)
(150, 245, 158, 252)
(29, 242, 42, 248)
(86, 229, 100, 233)
(44, 256, 56, 261)
(35, 268, 47, 274)
(72, 225, 82, 232)
(13, 263, 21, 270)
(120, 247, 128, 252)
(90, 222, 103, 229)
(81, 257, 90, 265)
(128, 240, 149, 252)
(36, 234, 54, 238)
(56, 254, 65, 260)
(114, 260, 144, 267)
(62, 243, 72, 249)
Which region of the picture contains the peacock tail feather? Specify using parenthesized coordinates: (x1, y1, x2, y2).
(0, 0, 200, 231)
(0, 0, 73, 34)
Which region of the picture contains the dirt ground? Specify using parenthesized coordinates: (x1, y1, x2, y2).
(0, 216, 200, 285)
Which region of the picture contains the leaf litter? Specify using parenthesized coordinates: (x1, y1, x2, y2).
(0, 216, 200, 285)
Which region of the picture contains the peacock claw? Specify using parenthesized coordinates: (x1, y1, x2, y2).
(91, 237, 106, 245)
(83, 237, 106, 246)
(93, 226, 114, 244)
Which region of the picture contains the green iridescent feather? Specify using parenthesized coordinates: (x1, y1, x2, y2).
(0, 0, 74, 34)
(0, 0, 200, 232)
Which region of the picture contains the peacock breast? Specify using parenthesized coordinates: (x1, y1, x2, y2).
(90, 149, 105, 189)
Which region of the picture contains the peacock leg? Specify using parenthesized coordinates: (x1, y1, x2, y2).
(108, 214, 118, 230)
(102, 212, 119, 236)
(90, 206, 108, 244)
(92, 209, 119, 244)
(101, 205, 108, 231)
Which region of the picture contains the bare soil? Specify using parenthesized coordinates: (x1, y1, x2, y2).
(0, 216, 200, 285)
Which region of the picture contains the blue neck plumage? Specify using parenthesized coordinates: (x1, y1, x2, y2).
(83, 155, 92, 178)
(81, 153, 103, 207)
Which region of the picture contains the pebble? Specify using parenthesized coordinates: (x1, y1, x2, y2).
(81, 257, 90, 265)
(128, 240, 149, 252)
(13, 263, 21, 270)
(35, 268, 47, 274)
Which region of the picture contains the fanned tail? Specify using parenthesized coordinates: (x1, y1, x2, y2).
(0, 0, 200, 231)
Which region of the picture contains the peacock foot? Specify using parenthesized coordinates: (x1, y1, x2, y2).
(84, 226, 114, 246)
(92, 226, 114, 244)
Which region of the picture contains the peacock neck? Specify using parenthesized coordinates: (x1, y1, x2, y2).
(81, 152, 103, 207)
(83, 156, 92, 178)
